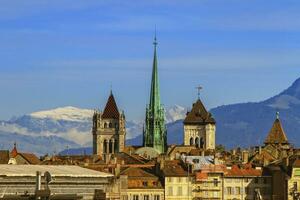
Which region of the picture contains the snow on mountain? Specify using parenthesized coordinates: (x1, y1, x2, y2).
(30, 106, 94, 122)
(165, 105, 187, 123)
(0, 105, 187, 154)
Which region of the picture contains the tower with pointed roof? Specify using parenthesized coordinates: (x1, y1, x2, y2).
(92, 91, 126, 156)
(183, 94, 216, 150)
(264, 112, 289, 148)
(143, 36, 167, 154)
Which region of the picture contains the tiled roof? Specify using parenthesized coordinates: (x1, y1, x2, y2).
(0, 150, 9, 164)
(18, 153, 40, 164)
(264, 118, 288, 144)
(162, 160, 188, 177)
(102, 93, 120, 119)
(225, 165, 262, 177)
(184, 99, 215, 125)
(121, 167, 156, 178)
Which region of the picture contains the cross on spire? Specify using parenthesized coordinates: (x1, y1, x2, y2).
(196, 86, 203, 99)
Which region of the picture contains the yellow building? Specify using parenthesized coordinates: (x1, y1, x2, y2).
(193, 165, 224, 200)
(287, 159, 300, 200)
(162, 160, 193, 200)
(223, 165, 272, 200)
(120, 167, 164, 200)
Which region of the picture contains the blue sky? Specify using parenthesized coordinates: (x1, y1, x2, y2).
(1, 0, 300, 120)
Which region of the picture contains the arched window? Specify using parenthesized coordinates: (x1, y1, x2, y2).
(190, 137, 194, 146)
(104, 123, 107, 128)
(195, 137, 200, 148)
(109, 123, 112, 128)
(103, 140, 107, 154)
(200, 137, 204, 149)
(109, 140, 113, 153)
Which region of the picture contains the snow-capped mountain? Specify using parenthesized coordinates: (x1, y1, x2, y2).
(165, 105, 187, 123)
(30, 106, 94, 122)
(0, 105, 187, 155)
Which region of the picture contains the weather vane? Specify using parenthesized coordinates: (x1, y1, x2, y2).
(196, 85, 203, 99)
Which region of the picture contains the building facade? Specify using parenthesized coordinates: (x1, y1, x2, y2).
(92, 92, 126, 157)
(183, 98, 216, 150)
(143, 36, 167, 154)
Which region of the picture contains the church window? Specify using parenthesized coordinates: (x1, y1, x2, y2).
(190, 137, 194, 145)
(195, 137, 200, 148)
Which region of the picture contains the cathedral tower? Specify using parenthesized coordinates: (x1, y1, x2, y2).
(143, 36, 167, 154)
(92, 91, 126, 156)
(184, 94, 216, 150)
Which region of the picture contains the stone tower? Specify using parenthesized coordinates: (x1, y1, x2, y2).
(143, 36, 167, 154)
(92, 91, 126, 157)
(183, 97, 216, 150)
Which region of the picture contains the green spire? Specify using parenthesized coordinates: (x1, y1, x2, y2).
(149, 35, 161, 113)
(143, 35, 167, 154)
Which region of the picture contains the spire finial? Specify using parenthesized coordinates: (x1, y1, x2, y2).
(153, 27, 157, 47)
(276, 111, 279, 119)
(196, 86, 203, 100)
(110, 84, 112, 95)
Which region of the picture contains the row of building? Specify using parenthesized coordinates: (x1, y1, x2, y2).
(1, 37, 300, 200)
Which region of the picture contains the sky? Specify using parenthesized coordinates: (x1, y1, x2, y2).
(1, 0, 300, 121)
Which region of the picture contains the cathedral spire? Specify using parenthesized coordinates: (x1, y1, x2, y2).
(149, 35, 161, 113)
(144, 34, 167, 153)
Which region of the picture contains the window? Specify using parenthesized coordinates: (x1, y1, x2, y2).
(109, 122, 112, 128)
(204, 191, 208, 197)
(227, 187, 232, 195)
(133, 195, 139, 200)
(143, 181, 148, 187)
(254, 178, 259, 184)
(294, 182, 298, 191)
(177, 186, 183, 196)
(236, 187, 241, 195)
(213, 191, 218, 198)
(213, 178, 218, 187)
(154, 195, 160, 200)
(144, 195, 149, 200)
(168, 186, 173, 196)
(122, 195, 128, 200)
(167, 177, 172, 182)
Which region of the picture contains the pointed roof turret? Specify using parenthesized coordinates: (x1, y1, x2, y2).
(102, 92, 120, 119)
(264, 113, 288, 145)
(149, 35, 161, 113)
(184, 99, 215, 125)
(11, 142, 18, 158)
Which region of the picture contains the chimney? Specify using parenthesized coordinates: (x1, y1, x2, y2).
(242, 151, 249, 164)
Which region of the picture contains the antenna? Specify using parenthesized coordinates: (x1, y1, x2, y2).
(196, 86, 203, 99)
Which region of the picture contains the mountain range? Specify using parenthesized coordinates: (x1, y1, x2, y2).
(1, 78, 300, 155)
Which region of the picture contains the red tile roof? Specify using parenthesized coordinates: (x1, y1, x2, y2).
(102, 93, 120, 119)
(225, 165, 262, 177)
